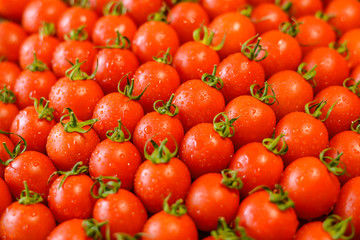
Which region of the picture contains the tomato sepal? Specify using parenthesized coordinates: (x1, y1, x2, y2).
(60, 108, 99, 133)
(82, 218, 108, 240)
(262, 134, 288, 155)
(305, 99, 337, 122)
(18, 181, 43, 205)
(319, 148, 346, 176)
(153, 93, 179, 117)
(213, 112, 239, 138)
(64, 25, 88, 41)
(26, 52, 48, 72)
(0, 129, 27, 165)
(48, 161, 89, 189)
(297, 63, 317, 88)
(144, 136, 177, 164)
(241, 34, 268, 62)
(343, 78, 360, 97)
(106, 119, 131, 143)
(90, 176, 121, 199)
(163, 194, 187, 217)
(202, 65, 224, 90)
(39, 22, 56, 37)
(0, 85, 16, 104)
(103, 1, 127, 16)
(193, 25, 226, 51)
(323, 215, 355, 240)
(221, 169, 243, 190)
(250, 82, 277, 105)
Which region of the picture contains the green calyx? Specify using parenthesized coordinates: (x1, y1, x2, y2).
(193, 25, 226, 51)
(106, 119, 131, 143)
(241, 34, 268, 62)
(103, 1, 127, 16)
(0, 130, 27, 166)
(148, 4, 169, 23)
(297, 63, 317, 88)
(48, 161, 89, 189)
(144, 136, 178, 164)
(213, 112, 239, 138)
(343, 78, 360, 97)
(153, 93, 179, 117)
(221, 169, 243, 190)
(0, 85, 16, 104)
(202, 65, 224, 90)
(262, 134, 288, 155)
(115, 233, 143, 240)
(304, 99, 337, 122)
(82, 219, 108, 240)
(117, 74, 149, 101)
(315, 11, 334, 22)
(65, 58, 98, 81)
(26, 52, 48, 72)
(279, 20, 302, 37)
(351, 118, 360, 134)
(97, 30, 130, 49)
(60, 108, 99, 133)
(90, 176, 121, 199)
(39, 22, 56, 37)
(171, 0, 198, 4)
(250, 82, 277, 105)
(18, 181, 43, 205)
(319, 148, 346, 176)
(250, 184, 295, 211)
(31, 97, 54, 121)
(64, 25, 88, 41)
(240, 4, 253, 17)
(163, 194, 187, 217)
(68, 0, 91, 8)
(153, 47, 173, 65)
(329, 41, 349, 60)
(323, 215, 355, 240)
(210, 217, 253, 240)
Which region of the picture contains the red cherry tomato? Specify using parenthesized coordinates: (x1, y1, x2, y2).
(0, 0, 28, 22)
(48, 219, 95, 240)
(339, 28, 360, 70)
(0, 61, 21, 90)
(122, 0, 163, 26)
(283, 0, 323, 18)
(0, 89, 19, 132)
(0, 21, 27, 62)
(202, 0, 246, 20)
(0, 178, 12, 216)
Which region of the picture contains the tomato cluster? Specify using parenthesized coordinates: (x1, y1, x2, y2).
(0, 0, 360, 239)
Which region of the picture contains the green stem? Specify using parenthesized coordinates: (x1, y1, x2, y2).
(250, 82, 277, 105)
(90, 176, 121, 199)
(65, 58, 98, 81)
(18, 181, 43, 205)
(240, 4, 253, 17)
(31, 97, 54, 121)
(153, 93, 179, 117)
(163, 194, 187, 217)
(60, 108, 99, 133)
(64, 25, 88, 41)
(82, 219, 108, 240)
(26, 52, 48, 72)
(103, 1, 127, 16)
(0, 85, 16, 104)
(304, 99, 337, 122)
(48, 161, 89, 189)
(213, 112, 239, 138)
(297, 63, 317, 88)
(97, 30, 130, 49)
(143, 135, 178, 164)
(351, 118, 360, 134)
(241, 34, 268, 62)
(117, 74, 149, 101)
(315, 11, 334, 22)
(153, 48, 172, 65)
(193, 25, 226, 51)
(329, 41, 349, 60)
(201, 65, 224, 90)
(39, 22, 56, 37)
(210, 217, 253, 240)
(0, 130, 27, 166)
(323, 215, 355, 240)
(221, 169, 243, 190)
(68, 0, 91, 8)
(106, 119, 131, 143)
(262, 134, 288, 155)
(343, 78, 360, 97)
(279, 20, 302, 37)
(147, 3, 168, 23)
(319, 148, 346, 176)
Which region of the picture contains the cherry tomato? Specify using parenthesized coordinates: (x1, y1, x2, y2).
(48, 219, 95, 240)
(283, 0, 323, 18)
(132, 21, 179, 64)
(122, 0, 162, 26)
(0, 21, 27, 62)
(21, 0, 67, 34)
(0, 87, 19, 132)
(280, 155, 340, 219)
(202, 0, 246, 20)
(0, 61, 21, 90)
(303, 47, 349, 94)
(225, 95, 276, 150)
(0, 0, 28, 22)
(339, 28, 360, 70)
(209, 12, 256, 59)
(167, 2, 210, 44)
(0, 178, 12, 216)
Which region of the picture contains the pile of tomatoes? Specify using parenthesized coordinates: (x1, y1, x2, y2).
(0, 0, 360, 239)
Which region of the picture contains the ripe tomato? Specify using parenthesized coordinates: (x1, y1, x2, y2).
(167, 2, 210, 44)
(350, 64, 360, 81)
(229, 136, 285, 196)
(4, 150, 56, 201)
(186, 171, 241, 232)
(179, 113, 235, 179)
(46, 108, 100, 170)
(295, 15, 336, 56)
(92, 78, 145, 140)
(236, 185, 299, 240)
(49, 60, 104, 122)
(122, 0, 162, 26)
(172, 27, 221, 83)
(275, 110, 329, 166)
(48, 163, 96, 223)
(173, 69, 225, 131)
(21, 0, 67, 34)
(92, 2, 137, 47)
(51, 26, 98, 78)
(0, 182, 56, 240)
(325, 0, 360, 35)
(225, 95, 276, 150)
(48, 219, 103, 240)
(267, 69, 314, 121)
(0, 0, 28, 22)
(133, 95, 184, 160)
(339, 28, 360, 70)
(132, 20, 179, 64)
(280, 152, 341, 219)
(93, 185, 148, 238)
(283, 0, 323, 18)
(202, 0, 246, 19)
(0, 178, 12, 216)
(259, 29, 302, 78)
(0, 21, 27, 62)
(294, 215, 355, 240)
(14, 55, 57, 110)
(209, 12, 256, 59)
(334, 176, 360, 239)
(0, 60, 21, 90)
(0, 86, 19, 132)
(0, 134, 14, 178)
(303, 47, 349, 94)
(250, 3, 290, 35)
(142, 196, 198, 240)
(89, 120, 142, 190)
(134, 139, 191, 214)
(10, 98, 56, 153)
(328, 124, 360, 184)
(19, 23, 60, 70)
(57, 5, 98, 41)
